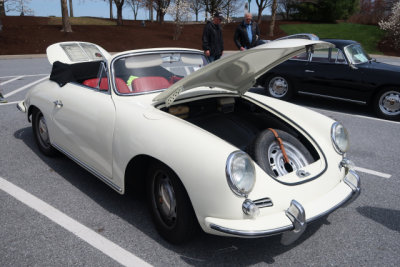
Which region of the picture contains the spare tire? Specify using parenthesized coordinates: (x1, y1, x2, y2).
(250, 129, 313, 178)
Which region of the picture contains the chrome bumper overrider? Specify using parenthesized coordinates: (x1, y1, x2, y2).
(16, 101, 26, 113)
(209, 170, 361, 245)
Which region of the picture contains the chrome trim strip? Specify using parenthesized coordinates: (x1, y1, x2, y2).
(52, 144, 122, 193)
(297, 91, 366, 104)
(210, 223, 293, 238)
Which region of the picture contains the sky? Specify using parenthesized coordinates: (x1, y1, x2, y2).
(6, 0, 264, 21)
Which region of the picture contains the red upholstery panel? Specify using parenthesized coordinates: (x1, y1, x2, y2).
(115, 77, 131, 93)
(83, 77, 131, 93)
(132, 76, 171, 93)
(83, 78, 108, 91)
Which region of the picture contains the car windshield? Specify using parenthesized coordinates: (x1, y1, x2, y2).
(344, 44, 371, 64)
(112, 52, 208, 95)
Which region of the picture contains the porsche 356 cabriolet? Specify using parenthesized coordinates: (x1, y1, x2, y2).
(17, 40, 360, 245)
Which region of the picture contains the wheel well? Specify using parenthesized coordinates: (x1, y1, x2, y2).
(27, 105, 39, 122)
(124, 155, 155, 195)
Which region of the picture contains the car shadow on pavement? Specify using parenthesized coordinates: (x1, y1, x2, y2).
(15, 126, 331, 265)
(357, 206, 400, 233)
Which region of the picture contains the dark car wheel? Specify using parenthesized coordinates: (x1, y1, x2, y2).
(373, 87, 400, 120)
(147, 162, 197, 244)
(32, 109, 58, 156)
(250, 129, 313, 178)
(265, 75, 293, 100)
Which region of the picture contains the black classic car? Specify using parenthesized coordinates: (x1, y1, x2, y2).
(256, 39, 400, 120)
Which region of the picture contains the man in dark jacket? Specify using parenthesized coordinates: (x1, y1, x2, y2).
(202, 12, 224, 62)
(234, 13, 260, 51)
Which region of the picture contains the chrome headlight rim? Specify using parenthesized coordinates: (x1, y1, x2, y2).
(226, 150, 256, 197)
(331, 122, 349, 155)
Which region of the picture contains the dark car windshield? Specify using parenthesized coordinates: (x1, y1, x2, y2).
(344, 44, 371, 65)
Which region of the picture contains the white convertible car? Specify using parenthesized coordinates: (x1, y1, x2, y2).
(18, 40, 360, 245)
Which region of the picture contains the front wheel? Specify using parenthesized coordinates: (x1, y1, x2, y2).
(250, 129, 313, 178)
(147, 162, 197, 244)
(265, 75, 293, 101)
(373, 87, 400, 120)
(32, 109, 58, 156)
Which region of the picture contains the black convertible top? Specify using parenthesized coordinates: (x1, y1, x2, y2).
(50, 61, 102, 87)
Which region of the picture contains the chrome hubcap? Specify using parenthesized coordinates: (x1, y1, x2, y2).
(38, 116, 50, 146)
(155, 172, 177, 226)
(267, 141, 310, 177)
(379, 91, 400, 116)
(269, 77, 288, 98)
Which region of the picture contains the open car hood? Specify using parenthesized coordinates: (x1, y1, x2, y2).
(46, 41, 111, 65)
(154, 39, 333, 106)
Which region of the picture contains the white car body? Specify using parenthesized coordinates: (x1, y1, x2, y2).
(18, 40, 360, 245)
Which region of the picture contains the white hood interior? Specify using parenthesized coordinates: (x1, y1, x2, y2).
(154, 39, 334, 106)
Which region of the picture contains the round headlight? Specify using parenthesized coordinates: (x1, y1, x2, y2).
(226, 151, 256, 197)
(331, 122, 349, 154)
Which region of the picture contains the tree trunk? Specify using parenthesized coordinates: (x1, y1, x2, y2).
(109, 0, 113, 19)
(68, 0, 74, 17)
(61, 0, 72, 32)
(0, 0, 6, 17)
(114, 0, 125, 26)
(269, 0, 277, 37)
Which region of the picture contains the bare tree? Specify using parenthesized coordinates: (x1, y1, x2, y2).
(225, 0, 242, 22)
(4, 0, 34, 16)
(61, 0, 72, 32)
(188, 0, 204, 22)
(113, 0, 125, 25)
(1, 0, 6, 17)
(203, 0, 230, 16)
(68, 0, 73, 17)
(268, 0, 277, 36)
(126, 0, 143, 20)
(255, 0, 271, 24)
(152, 0, 170, 23)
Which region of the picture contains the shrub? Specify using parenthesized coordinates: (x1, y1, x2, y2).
(379, 1, 400, 49)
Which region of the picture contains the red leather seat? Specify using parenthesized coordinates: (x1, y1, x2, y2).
(83, 77, 130, 94)
(132, 76, 171, 93)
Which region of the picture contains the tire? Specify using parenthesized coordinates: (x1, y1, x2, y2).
(32, 109, 58, 156)
(373, 87, 400, 121)
(147, 162, 197, 244)
(265, 75, 293, 101)
(250, 129, 313, 178)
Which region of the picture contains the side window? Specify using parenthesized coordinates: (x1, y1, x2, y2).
(310, 49, 330, 63)
(81, 61, 109, 92)
(291, 52, 309, 61)
(333, 49, 347, 64)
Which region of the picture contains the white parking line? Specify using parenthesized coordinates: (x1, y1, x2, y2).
(311, 107, 400, 125)
(0, 75, 23, 86)
(4, 76, 49, 98)
(0, 74, 48, 79)
(0, 176, 152, 267)
(354, 166, 392, 179)
(0, 100, 20, 106)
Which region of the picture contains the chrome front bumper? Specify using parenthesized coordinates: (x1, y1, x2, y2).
(209, 170, 361, 245)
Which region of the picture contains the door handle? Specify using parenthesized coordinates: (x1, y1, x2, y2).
(53, 100, 63, 108)
(305, 70, 315, 73)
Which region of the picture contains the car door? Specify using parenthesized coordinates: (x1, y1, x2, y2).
(51, 64, 115, 180)
(299, 48, 367, 102)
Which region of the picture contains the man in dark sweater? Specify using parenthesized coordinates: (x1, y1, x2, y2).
(234, 13, 261, 51)
(202, 12, 224, 62)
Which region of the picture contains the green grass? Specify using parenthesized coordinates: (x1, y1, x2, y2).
(279, 23, 385, 54)
(48, 17, 117, 26)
